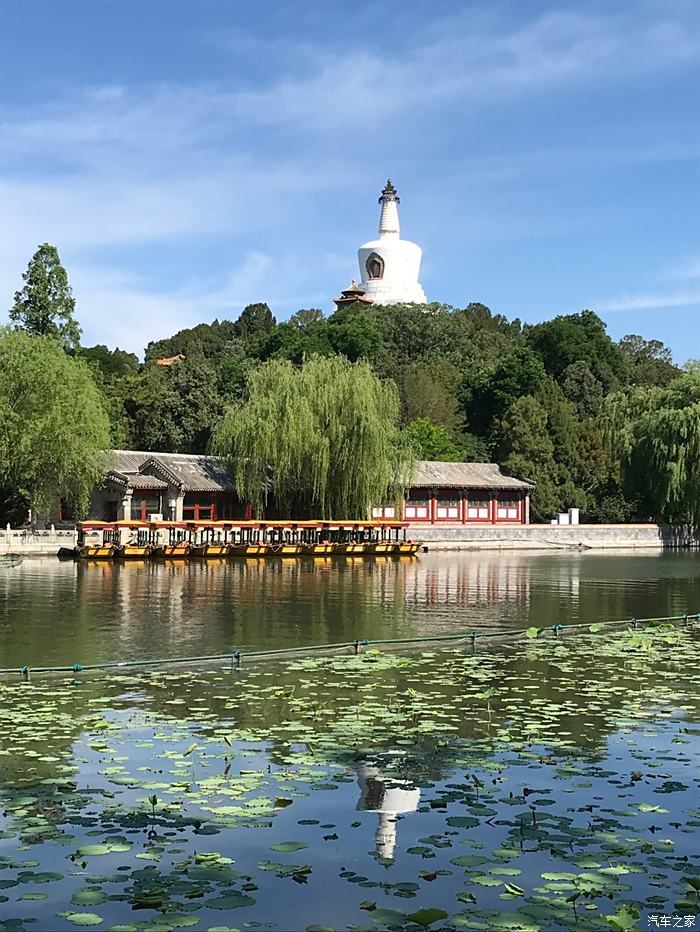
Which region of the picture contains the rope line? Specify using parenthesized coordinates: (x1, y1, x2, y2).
(2, 613, 697, 678)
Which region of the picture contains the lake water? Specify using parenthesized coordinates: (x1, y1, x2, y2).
(0, 552, 699, 931)
(1, 551, 700, 668)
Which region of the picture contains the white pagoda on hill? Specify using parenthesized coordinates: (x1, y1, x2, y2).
(335, 180, 427, 308)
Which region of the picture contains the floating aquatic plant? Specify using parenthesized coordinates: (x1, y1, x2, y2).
(0, 626, 698, 929)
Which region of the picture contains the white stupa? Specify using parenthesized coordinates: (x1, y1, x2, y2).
(356, 180, 427, 305)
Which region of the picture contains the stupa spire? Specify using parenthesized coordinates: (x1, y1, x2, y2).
(378, 178, 400, 238)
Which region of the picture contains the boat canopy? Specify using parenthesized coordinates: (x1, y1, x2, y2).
(80, 519, 410, 531)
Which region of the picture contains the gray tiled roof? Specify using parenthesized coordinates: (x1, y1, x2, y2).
(108, 451, 235, 493)
(127, 474, 170, 490)
(412, 461, 535, 490)
(107, 452, 532, 494)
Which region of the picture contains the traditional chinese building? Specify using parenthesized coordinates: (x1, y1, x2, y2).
(90, 452, 533, 525)
(333, 280, 374, 310)
(373, 461, 533, 525)
(95, 451, 242, 523)
(336, 179, 428, 307)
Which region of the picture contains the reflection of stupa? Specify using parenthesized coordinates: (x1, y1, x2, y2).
(356, 757, 420, 861)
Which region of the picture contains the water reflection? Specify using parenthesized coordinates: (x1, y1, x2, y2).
(1, 551, 699, 667)
(355, 752, 420, 861)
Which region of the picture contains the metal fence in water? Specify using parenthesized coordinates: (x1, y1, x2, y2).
(1, 613, 697, 679)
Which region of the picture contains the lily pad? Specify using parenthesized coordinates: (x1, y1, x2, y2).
(270, 841, 308, 852)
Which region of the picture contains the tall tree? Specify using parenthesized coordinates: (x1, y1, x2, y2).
(213, 355, 412, 518)
(574, 418, 633, 522)
(289, 308, 325, 332)
(465, 345, 547, 438)
(525, 310, 629, 392)
(125, 358, 225, 454)
(618, 333, 680, 387)
(600, 371, 700, 523)
(10, 244, 81, 350)
(326, 309, 382, 361)
(496, 395, 581, 521)
(398, 359, 463, 434)
(404, 418, 465, 461)
(561, 360, 604, 417)
(81, 346, 139, 448)
(235, 302, 275, 341)
(0, 328, 110, 517)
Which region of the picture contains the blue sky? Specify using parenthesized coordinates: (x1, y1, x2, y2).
(0, 0, 698, 359)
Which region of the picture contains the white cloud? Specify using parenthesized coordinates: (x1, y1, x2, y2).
(0, 2, 697, 350)
(220, 8, 700, 131)
(67, 249, 345, 355)
(596, 290, 700, 312)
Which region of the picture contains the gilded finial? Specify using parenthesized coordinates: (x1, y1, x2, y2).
(379, 179, 399, 204)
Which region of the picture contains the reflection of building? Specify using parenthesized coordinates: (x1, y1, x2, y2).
(91, 453, 533, 525)
(356, 756, 420, 861)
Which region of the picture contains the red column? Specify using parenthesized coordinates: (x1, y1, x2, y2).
(430, 493, 437, 525)
(491, 493, 497, 524)
(461, 491, 468, 524)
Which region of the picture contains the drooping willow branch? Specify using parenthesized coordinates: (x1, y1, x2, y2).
(600, 371, 700, 524)
(213, 355, 415, 519)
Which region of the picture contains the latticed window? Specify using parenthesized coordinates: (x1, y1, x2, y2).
(466, 496, 490, 520)
(496, 494, 519, 520)
(131, 494, 161, 520)
(183, 494, 215, 521)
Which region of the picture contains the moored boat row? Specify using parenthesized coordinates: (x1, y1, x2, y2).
(62, 520, 422, 561)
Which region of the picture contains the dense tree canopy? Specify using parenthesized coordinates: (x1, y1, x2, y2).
(67, 300, 686, 523)
(213, 355, 412, 518)
(618, 333, 680, 387)
(82, 344, 139, 379)
(2, 239, 690, 525)
(125, 358, 225, 453)
(0, 329, 110, 517)
(525, 310, 629, 392)
(404, 419, 465, 462)
(600, 370, 700, 524)
(10, 244, 81, 350)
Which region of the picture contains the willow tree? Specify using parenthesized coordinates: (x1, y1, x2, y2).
(0, 328, 111, 517)
(212, 355, 413, 518)
(600, 369, 700, 524)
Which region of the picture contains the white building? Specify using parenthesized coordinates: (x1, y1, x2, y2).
(338, 180, 427, 307)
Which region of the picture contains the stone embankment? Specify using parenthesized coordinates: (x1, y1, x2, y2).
(411, 523, 684, 551)
(2, 524, 697, 556)
(0, 528, 77, 555)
